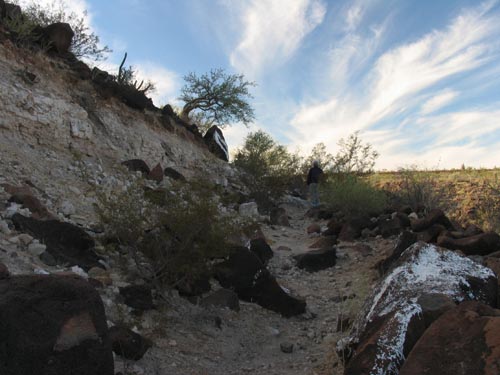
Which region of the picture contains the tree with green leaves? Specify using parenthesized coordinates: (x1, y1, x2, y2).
(179, 68, 255, 128)
(233, 130, 301, 210)
(333, 131, 379, 175)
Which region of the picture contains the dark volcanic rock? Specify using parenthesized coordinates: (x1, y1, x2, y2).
(0, 262, 9, 279)
(204, 126, 229, 162)
(121, 159, 150, 175)
(338, 216, 373, 242)
(417, 224, 446, 243)
(147, 163, 163, 183)
(417, 293, 456, 328)
(437, 232, 500, 256)
(376, 231, 418, 275)
(119, 284, 154, 311)
(176, 275, 211, 297)
(400, 301, 500, 375)
(164, 167, 186, 181)
(42, 22, 74, 54)
(294, 248, 337, 272)
(0, 275, 113, 375)
(108, 325, 152, 360)
(215, 247, 306, 317)
(8, 192, 53, 219)
(250, 238, 274, 265)
(410, 208, 453, 232)
(11, 214, 102, 271)
(340, 242, 497, 375)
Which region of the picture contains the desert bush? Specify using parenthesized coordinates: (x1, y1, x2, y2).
(475, 178, 500, 232)
(321, 174, 387, 217)
(114, 52, 156, 95)
(96, 177, 239, 290)
(391, 167, 448, 212)
(233, 130, 301, 210)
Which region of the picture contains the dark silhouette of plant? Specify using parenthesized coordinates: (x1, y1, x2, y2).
(116, 52, 155, 94)
(15, 0, 111, 61)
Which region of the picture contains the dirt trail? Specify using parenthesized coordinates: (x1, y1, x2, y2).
(132, 201, 393, 375)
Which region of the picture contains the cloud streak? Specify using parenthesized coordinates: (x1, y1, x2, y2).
(288, 0, 500, 169)
(229, 0, 326, 77)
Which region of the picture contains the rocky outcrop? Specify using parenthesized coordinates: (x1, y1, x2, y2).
(410, 208, 453, 232)
(376, 231, 418, 275)
(215, 247, 306, 317)
(11, 214, 102, 271)
(204, 126, 229, 162)
(400, 301, 500, 375)
(0, 275, 113, 375)
(340, 242, 497, 375)
(42, 22, 74, 54)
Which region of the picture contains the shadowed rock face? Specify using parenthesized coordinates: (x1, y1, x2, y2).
(0, 275, 113, 375)
(11, 213, 102, 271)
(400, 301, 500, 375)
(340, 242, 497, 375)
(108, 325, 152, 361)
(215, 247, 306, 317)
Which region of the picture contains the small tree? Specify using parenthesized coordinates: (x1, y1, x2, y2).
(301, 142, 335, 174)
(179, 68, 255, 128)
(15, 0, 111, 61)
(333, 131, 379, 175)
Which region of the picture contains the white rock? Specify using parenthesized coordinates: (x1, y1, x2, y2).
(0, 220, 11, 235)
(68, 186, 81, 195)
(34, 268, 50, 275)
(70, 265, 88, 279)
(7, 236, 20, 244)
(28, 242, 47, 256)
(239, 202, 259, 218)
(408, 212, 419, 220)
(18, 233, 34, 245)
(60, 200, 75, 216)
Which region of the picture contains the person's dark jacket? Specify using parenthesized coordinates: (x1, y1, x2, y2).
(307, 166, 323, 185)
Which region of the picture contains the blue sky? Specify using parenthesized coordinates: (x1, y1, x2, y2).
(18, 0, 500, 169)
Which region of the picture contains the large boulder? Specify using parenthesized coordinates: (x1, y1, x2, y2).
(437, 232, 500, 256)
(11, 214, 102, 271)
(214, 247, 306, 317)
(340, 242, 497, 375)
(204, 126, 229, 162)
(293, 248, 337, 272)
(0, 275, 113, 375)
(400, 301, 500, 375)
(42, 22, 74, 54)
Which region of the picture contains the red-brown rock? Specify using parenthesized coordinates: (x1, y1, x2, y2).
(147, 163, 164, 183)
(400, 301, 500, 375)
(307, 223, 321, 234)
(437, 231, 500, 256)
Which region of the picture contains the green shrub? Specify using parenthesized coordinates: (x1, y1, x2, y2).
(321, 174, 387, 217)
(96, 177, 239, 289)
(233, 130, 301, 210)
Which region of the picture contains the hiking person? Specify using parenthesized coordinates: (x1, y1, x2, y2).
(307, 160, 323, 207)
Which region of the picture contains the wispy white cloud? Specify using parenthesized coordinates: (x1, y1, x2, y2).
(288, 0, 500, 168)
(420, 89, 459, 115)
(133, 62, 180, 107)
(228, 0, 326, 77)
